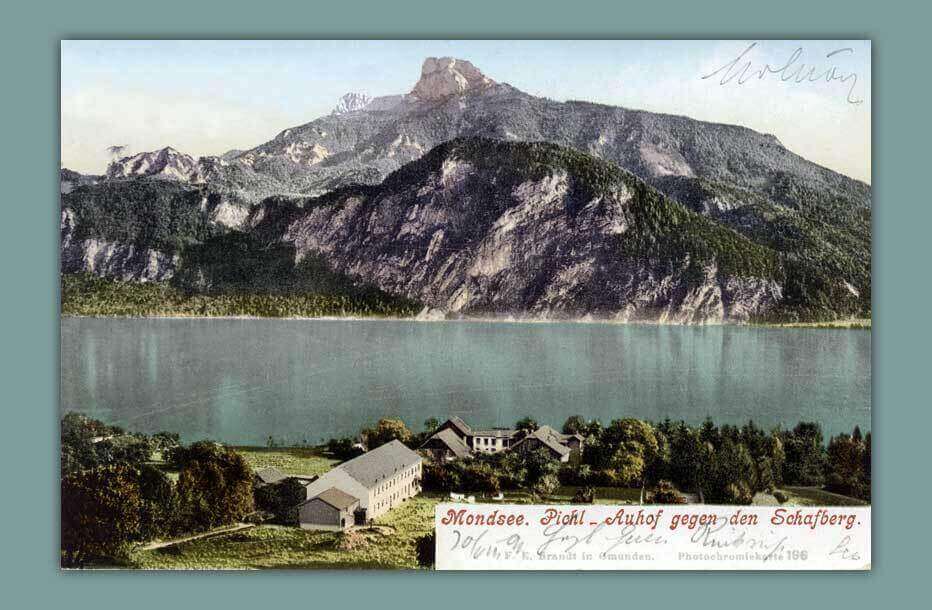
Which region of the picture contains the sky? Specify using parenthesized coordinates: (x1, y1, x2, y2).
(61, 40, 871, 183)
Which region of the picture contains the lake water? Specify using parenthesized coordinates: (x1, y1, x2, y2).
(60, 318, 871, 445)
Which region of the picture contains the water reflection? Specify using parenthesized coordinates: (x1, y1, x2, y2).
(60, 319, 871, 445)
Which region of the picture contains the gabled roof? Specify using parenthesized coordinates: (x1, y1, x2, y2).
(443, 416, 472, 437)
(312, 487, 360, 511)
(421, 428, 472, 458)
(338, 440, 422, 489)
(254, 466, 287, 484)
(470, 428, 518, 438)
(516, 425, 572, 456)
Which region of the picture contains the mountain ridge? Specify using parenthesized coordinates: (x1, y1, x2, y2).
(60, 57, 871, 323)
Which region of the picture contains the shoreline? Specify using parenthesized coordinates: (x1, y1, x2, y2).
(60, 313, 872, 329)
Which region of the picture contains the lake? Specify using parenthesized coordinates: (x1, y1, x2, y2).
(60, 318, 871, 445)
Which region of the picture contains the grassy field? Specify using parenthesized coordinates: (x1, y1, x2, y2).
(553, 486, 642, 504)
(126, 483, 866, 569)
(233, 446, 337, 477)
(130, 494, 442, 570)
(781, 486, 869, 506)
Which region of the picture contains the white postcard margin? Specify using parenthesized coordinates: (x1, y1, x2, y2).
(435, 503, 870, 570)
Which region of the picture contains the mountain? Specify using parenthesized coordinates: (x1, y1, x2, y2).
(332, 92, 372, 114)
(105, 147, 204, 181)
(60, 57, 871, 322)
(60, 168, 101, 194)
(246, 138, 802, 322)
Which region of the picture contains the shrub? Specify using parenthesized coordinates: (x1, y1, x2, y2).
(326, 437, 365, 461)
(721, 481, 754, 505)
(648, 480, 686, 504)
(415, 532, 436, 568)
(572, 486, 595, 504)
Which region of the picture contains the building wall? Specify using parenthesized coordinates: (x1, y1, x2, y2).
(365, 460, 422, 521)
(471, 435, 510, 454)
(298, 498, 357, 531)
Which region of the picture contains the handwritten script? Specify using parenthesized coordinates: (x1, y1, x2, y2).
(701, 42, 865, 104)
(436, 504, 870, 570)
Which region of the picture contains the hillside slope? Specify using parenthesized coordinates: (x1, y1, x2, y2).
(243, 138, 862, 323)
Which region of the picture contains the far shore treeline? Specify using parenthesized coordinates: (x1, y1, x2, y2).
(60, 412, 870, 568)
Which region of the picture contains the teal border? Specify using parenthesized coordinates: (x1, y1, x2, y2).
(1, 0, 927, 607)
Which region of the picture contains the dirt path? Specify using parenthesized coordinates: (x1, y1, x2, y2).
(140, 523, 255, 551)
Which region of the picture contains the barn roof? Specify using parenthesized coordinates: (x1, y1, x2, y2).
(254, 466, 287, 484)
(339, 440, 421, 489)
(516, 425, 572, 456)
(421, 428, 472, 458)
(313, 487, 360, 511)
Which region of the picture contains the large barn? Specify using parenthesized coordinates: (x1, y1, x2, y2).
(298, 440, 422, 530)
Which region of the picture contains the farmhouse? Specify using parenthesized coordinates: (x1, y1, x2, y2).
(420, 418, 583, 461)
(419, 427, 472, 461)
(512, 425, 585, 463)
(298, 440, 422, 530)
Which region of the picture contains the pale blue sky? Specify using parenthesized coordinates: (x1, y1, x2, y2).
(61, 40, 871, 182)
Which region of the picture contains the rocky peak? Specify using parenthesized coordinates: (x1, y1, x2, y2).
(106, 147, 200, 181)
(332, 92, 373, 114)
(410, 57, 495, 101)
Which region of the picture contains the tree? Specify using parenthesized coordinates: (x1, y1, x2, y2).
(423, 418, 440, 432)
(524, 448, 559, 493)
(151, 431, 181, 453)
(603, 419, 660, 495)
(421, 462, 460, 493)
(255, 477, 307, 524)
(782, 422, 826, 486)
(461, 462, 501, 494)
(706, 439, 756, 504)
(136, 464, 177, 539)
(61, 465, 142, 567)
(165, 439, 223, 469)
(95, 435, 153, 467)
(362, 418, 412, 449)
(326, 437, 365, 461)
(561, 415, 586, 435)
(514, 417, 539, 433)
(825, 428, 869, 500)
(175, 447, 254, 532)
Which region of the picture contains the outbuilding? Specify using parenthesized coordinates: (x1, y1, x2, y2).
(298, 487, 360, 531)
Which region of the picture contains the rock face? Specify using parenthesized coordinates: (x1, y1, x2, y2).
(106, 147, 202, 181)
(410, 57, 495, 101)
(60, 208, 177, 281)
(249, 139, 794, 323)
(332, 92, 372, 114)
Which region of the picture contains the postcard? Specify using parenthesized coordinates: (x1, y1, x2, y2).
(59, 40, 871, 570)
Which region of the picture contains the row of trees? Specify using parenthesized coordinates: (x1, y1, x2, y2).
(349, 414, 870, 505)
(61, 414, 255, 567)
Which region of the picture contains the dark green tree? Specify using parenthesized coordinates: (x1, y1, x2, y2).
(61, 465, 142, 567)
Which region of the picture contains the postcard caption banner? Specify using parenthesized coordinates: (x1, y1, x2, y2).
(435, 503, 870, 570)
